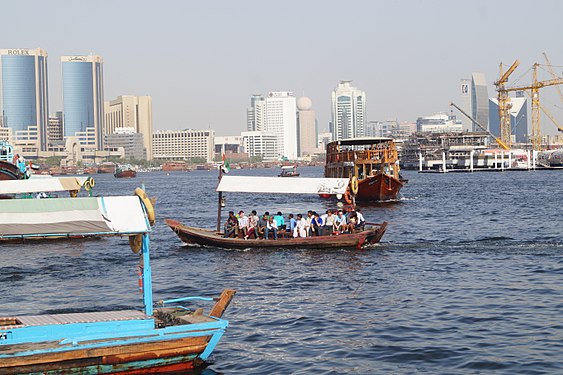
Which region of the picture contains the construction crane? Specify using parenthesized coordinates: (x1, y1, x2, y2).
(542, 52, 563, 106)
(502, 63, 563, 150)
(450, 102, 510, 150)
(494, 60, 520, 149)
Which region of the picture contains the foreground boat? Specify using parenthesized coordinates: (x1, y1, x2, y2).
(0, 191, 235, 373)
(324, 137, 406, 202)
(167, 219, 387, 249)
(166, 175, 388, 249)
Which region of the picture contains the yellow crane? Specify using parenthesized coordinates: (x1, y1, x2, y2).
(502, 63, 563, 150)
(450, 102, 510, 150)
(494, 60, 520, 149)
(542, 52, 563, 106)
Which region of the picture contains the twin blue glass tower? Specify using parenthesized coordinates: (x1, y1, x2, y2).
(0, 48, 103, 151)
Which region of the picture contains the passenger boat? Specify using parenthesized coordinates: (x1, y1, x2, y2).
(0, 176, 94, 200)
(0, 141, 27, 180)
(166, 175, 388, 249)
(324, 137, 406, 202)
(0, 189, 235, 373)
(114, 164, 137, 178)
(278, 165, 300, 177)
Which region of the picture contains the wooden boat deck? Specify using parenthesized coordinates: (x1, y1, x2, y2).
(1, 310, 148, 330)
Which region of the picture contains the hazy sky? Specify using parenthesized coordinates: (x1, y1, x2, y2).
(3, 0, 563, 135)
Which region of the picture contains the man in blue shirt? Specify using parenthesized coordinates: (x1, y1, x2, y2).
(273, 211, 285, 230)
(287, 213, 297, 233)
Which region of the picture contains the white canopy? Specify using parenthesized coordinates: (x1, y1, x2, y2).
(216, 176, 349, 195)
(0, 177, 88, 195)
(0, 196, 150, 238)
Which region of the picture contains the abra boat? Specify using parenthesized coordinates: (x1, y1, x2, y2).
(0, 176, 95, 200)
(0, 190, 235, 373)
(114, 164, 137, 178)
(166, 175, 388, 249)
(0, 141, 27, 181)
(278, 165, 300, 177)
(324, 137, 406, 202)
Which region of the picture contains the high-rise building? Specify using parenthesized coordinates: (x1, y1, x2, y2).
(458, 73, 489, 132)
(104, 95, 153, 160)
(489, 96, 528, 143)
(265, 91, 297, 159)
(0, 48, 49, 151)
(297, 96, 317, 156)
(48, 111, 64, 146)
(61, 55, 104, 150)
(331, 80, 366, 140)
(246, 94, 266, 131)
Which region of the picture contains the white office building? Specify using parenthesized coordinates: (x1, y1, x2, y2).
(331, 80, 366, 140)
(264, 91, 297, 159)
(152, 129, 214, 162)
(241, 131, 278, 160)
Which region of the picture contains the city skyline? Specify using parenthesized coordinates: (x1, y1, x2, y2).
(2, 0, 563, 136)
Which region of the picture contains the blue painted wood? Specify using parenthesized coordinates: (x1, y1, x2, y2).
(142, 233, 153, 316)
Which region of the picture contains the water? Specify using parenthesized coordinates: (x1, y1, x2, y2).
(2, 167, 563, 374)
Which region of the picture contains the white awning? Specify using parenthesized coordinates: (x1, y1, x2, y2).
(216, 176, 349, 195)
(0, 196, 150, 237)
(0, 177, 88, 195)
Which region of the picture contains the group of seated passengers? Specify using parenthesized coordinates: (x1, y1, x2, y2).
(224, 208, 365, 239)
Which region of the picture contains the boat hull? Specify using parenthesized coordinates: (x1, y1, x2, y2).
(115, 170, 137, 178)
(356, 173, 405, 201)
(165, 219, 387, 249)
(0, 161, 24, 180)
(0, 290, 235, 374)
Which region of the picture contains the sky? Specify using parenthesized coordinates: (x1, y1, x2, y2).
(3, 0, 563, 135)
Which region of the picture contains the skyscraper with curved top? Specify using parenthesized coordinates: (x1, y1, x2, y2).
(0, 48, 49, 151)
(331, 80, 366, 140)
(61, 55, 104, 150)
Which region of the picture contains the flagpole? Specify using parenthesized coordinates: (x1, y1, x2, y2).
(216, 157, 224, 233)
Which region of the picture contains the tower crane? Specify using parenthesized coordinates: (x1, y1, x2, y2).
(542, 52, 563, 106)
(502, 63, 563, 150)
(494, 60, 520, 149)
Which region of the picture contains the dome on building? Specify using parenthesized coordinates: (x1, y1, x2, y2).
(297, 96, 313, 111)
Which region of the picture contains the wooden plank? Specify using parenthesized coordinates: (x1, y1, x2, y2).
(209, 289, 236, 318)
(1, 335, 210, 368)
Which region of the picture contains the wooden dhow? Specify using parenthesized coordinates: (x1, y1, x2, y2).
(324, 137, 406, 202)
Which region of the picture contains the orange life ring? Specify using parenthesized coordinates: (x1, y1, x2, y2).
(344, 189, 353, 205)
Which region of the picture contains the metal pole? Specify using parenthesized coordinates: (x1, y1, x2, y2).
(216, 167, 223, 232)
(419, 152, 423, 172)
(470, 150, 474, 172)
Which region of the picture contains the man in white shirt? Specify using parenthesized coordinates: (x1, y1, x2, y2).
(238, 210, 249, 238)
(294, 213, 307, 238)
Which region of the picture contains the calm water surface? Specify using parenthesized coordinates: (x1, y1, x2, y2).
(2, 167, 562, 374)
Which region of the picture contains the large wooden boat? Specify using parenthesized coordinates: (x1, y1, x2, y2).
(0, 141, 27, 180)
(114, 164, 137, 178)
(325, 137, 405, 202)
(0, 190, 235, 373)
(162, 161, 191, 172)
(97, 162, 117, 174)
(166, 175, 388, 249)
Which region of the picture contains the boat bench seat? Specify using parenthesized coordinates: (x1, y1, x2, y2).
(7, 310, 149, 329)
